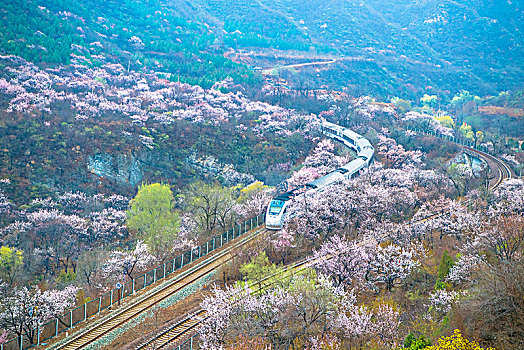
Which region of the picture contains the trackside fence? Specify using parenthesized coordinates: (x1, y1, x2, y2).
(173, 333, 200, 350)
(405, 126, 494, 154)
(1, 213, 265, 350)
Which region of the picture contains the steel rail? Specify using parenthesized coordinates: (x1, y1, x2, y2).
(45, 227, 267, 350)
(403, 146, 511, 226)
(407, 127, 512, 189)
(133, 310, 205, 350)
(462, 145, 512, 189)
(135, 254, 322, 350)
(137, 134, 515, 349)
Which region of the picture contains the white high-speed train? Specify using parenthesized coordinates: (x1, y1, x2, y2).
(265, 121, 374, 230)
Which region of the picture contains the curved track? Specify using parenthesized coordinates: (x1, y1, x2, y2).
(49, 129, 512, 350)
(139, 134, 515, 349)
(409, 128, 512, 189)
(462, 145, 512, 189)
(403, 142, 512, 225)
(45, 227, 267, 350)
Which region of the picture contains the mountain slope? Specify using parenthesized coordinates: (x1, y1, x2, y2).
(249, 0, 524, 96)
(1, 0, 522, 97)
(0, 0, 260, 88)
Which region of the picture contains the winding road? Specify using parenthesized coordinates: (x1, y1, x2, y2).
(261, 59, 337, 75)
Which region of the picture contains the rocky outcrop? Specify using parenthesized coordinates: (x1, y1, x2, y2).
(187, 153, 255, 186)
(88, 153, 143, 186)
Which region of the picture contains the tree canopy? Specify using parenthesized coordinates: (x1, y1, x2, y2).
(126, 183, 181, 260)
(0, 246, 23, 285)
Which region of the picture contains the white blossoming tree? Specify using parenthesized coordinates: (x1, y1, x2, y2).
(103, 240, 156, 281)
(0, 285, 77, 346)
(313, 235, 372, 288)
(366, 244, 422, 291)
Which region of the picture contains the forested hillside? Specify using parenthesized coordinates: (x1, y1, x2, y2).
(0, 55, 318, 204)
(189, 0, 524, 98)
(0, 1, 522, 350)
(0, 0, 260, 88)
(2, 0, 522, 98)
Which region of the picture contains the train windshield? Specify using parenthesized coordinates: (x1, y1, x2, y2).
(268, 200, 284, 215)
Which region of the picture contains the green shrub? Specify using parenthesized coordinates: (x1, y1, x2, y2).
(403, 332, 432, 349)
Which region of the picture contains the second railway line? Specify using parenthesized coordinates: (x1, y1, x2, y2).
(44, 226, 268, 350)
(43, 124, 514, 350)
(138, 127, 514, 350)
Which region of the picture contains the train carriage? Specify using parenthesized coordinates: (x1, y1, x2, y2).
(308, 172, 345, 190)
(338, 157, 367, 177)
(266, 121, 374, 230)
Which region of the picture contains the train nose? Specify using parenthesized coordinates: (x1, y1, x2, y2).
(265, 215, 282, 230)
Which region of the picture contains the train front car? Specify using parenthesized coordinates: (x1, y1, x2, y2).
(265, 197, 288, 230)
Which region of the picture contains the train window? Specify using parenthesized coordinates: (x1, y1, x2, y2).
(268, 200, 284, 215)
(343, 135, 354, 144)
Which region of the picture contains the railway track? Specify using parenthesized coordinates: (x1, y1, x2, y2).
(77, 130, 512, 350)
(403, 144, 512, 226)
(408, 128, 512, 189)
(138, 230, 395, 350)
(462, 145, 512, 189)
(404, 127, 513, 190)
(45, 227, 268, 350)
(140, 140, 514, 350)
(134, 310, 204, 350)
(134, 256, 322, 350)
